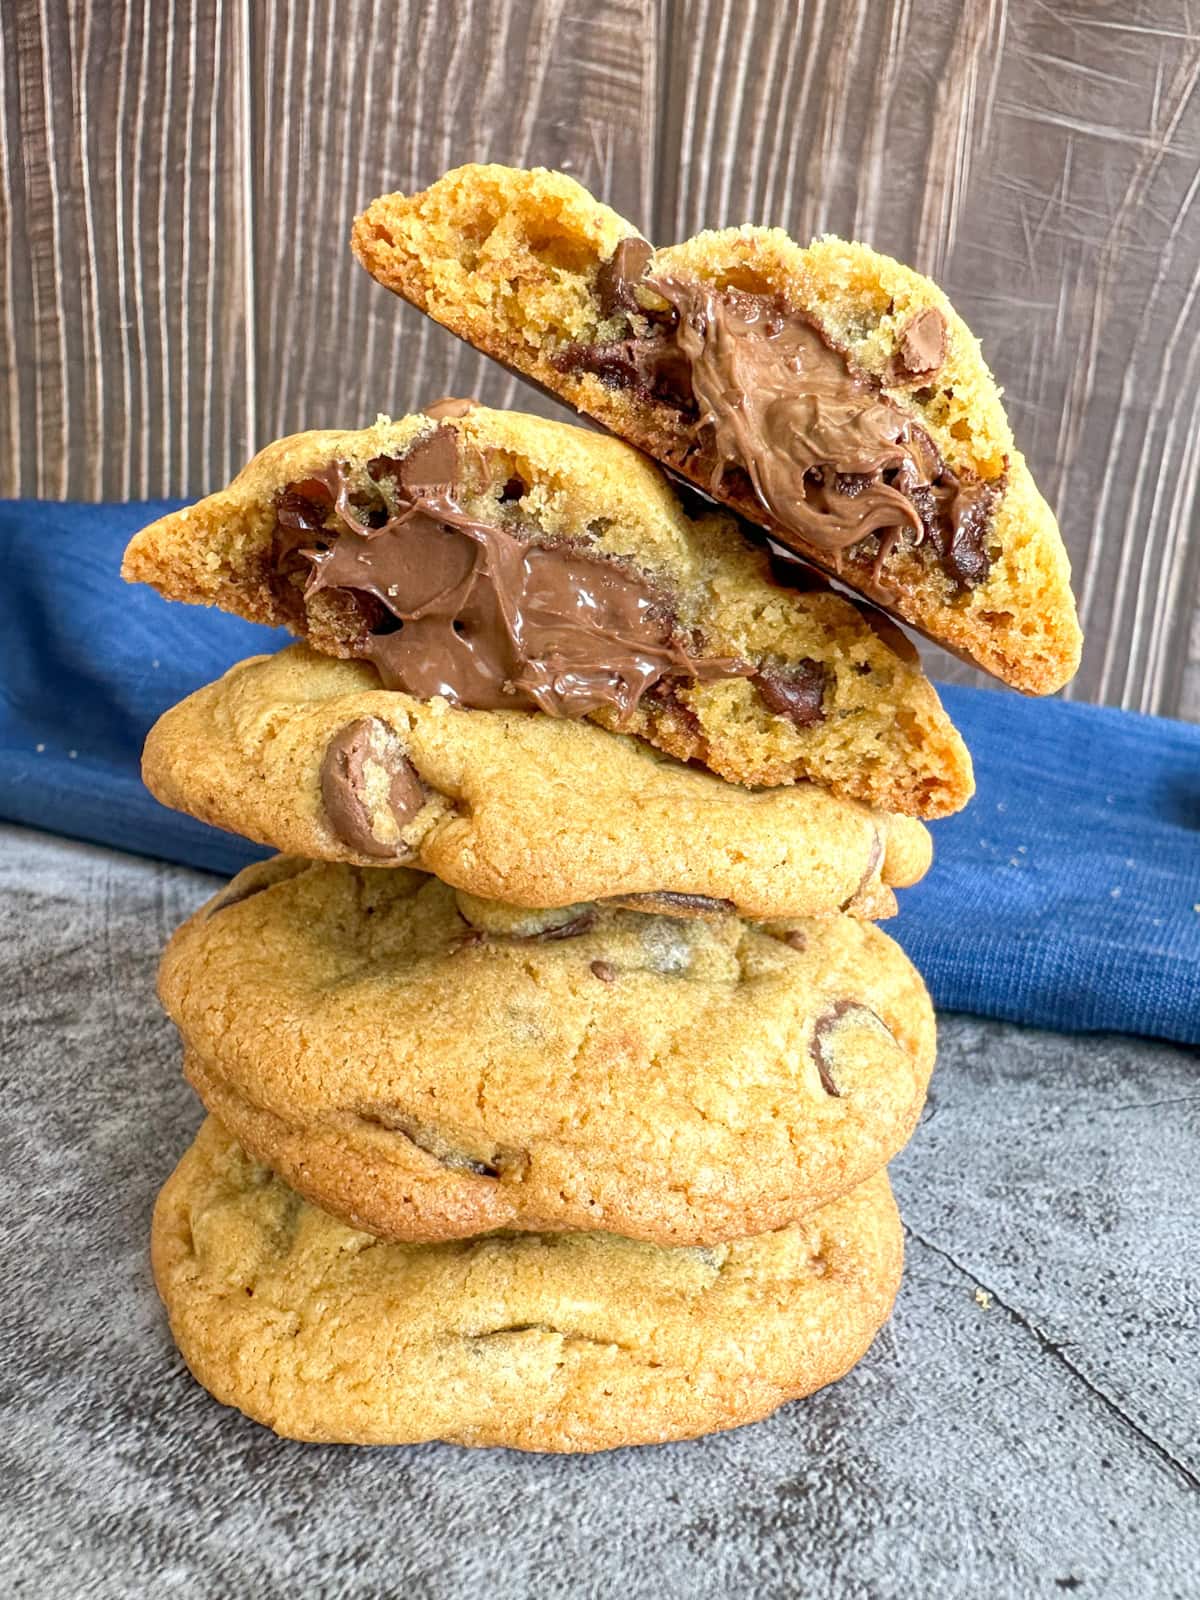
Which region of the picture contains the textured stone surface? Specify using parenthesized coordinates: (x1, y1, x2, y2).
(1, 823, 1197, 1599)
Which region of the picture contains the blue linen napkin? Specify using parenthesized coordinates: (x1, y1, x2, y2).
(2, 498, 1198, 1045)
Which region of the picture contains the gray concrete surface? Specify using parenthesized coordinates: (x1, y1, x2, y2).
(0, 824, 1196, 1599)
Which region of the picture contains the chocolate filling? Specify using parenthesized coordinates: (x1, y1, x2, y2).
(557, 256, 1001, 594)
(320, 718, 426, 858)
(274, 428, 758, 722)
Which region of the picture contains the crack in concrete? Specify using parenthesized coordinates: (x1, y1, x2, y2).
(905, 1225, 1200, 1494)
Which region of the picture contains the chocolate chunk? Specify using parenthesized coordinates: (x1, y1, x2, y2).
(362, 1109, 502, 1177)
(609, 891, 736, 918)
(395, 425, 461, 494)
(887, 308, 948, 383)
(423, 397, 477, 420)
(590, 960, 618, 983)
(553, 336, 696, 412)
(595, 236, 654, 318)
(320, 718, 425, 858)
(810, 999, 892, 1096)
(840, 829, 884, 912)
(755, 660, 828, 729)
(528, 911, 598, 942)
(922, 473, 1002, 591)
(780, 929, 807, 952)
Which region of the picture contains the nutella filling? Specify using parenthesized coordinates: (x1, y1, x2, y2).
(277, 428, 755, 722)
(559, 254, 1000, 593)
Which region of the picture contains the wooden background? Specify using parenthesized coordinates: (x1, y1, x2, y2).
(3, 0, 1199, 717)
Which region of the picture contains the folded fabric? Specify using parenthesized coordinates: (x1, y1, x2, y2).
(2, 499, 1197, 1045)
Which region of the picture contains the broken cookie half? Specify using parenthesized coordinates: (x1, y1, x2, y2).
(351, 165, 1081, 695)
(124, 404, 972, 818)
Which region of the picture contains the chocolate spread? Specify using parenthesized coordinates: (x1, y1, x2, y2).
(560, 255, 1000, 592)
(277, 428, 755, 721)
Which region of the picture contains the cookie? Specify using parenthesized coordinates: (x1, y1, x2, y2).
(144, 644, 932, 921)
(351, 165, 1081, 694)
(152, 1118, 903, 1451)
(123, 405, 973, 816)
(158, 858, 935, 1245)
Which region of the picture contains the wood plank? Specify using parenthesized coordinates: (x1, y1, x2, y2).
(250, 0, 658, 446)
(654, 0, 1200, 717)
(0, 0, 251, 499)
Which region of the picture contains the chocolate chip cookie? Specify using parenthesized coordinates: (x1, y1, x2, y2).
(158, 858, 935, 1245)
(143, 644, 932, 920)
(351, 165, 1081, 695)
(123, 405, 973, 816)
(152, 1118, 903, 1450)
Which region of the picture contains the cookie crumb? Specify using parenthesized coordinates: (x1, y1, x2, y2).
(974, 1287, 992, 1310)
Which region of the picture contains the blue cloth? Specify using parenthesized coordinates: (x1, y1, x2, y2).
(2, 498, 1198, 1045)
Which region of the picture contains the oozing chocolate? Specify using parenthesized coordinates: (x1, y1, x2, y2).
(277, 428, 754, 721)
(558, 257, 1000, 593)
(320, 718, 426, 858)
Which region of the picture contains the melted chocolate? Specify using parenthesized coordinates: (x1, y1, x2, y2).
(278, 429, 754, 721)
(754, 660, 828, 729)
(558, 264, 1000, 593)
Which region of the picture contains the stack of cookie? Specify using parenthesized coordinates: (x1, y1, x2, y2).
(124, 167, 1079, 1453)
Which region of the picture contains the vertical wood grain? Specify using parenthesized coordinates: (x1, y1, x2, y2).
(250, 0, 657, 442)
(2, 0, 1199, 717)
(0, 0, 251, 498)
(654, 0, 1200, 715)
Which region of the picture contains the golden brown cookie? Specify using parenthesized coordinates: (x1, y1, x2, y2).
(152, 1118, 904, 1451)
(352, 165, 1080, 694)
(123, 405, 972, 816)
(158, 858, 935, 1245)
(143, 644, 933, 921)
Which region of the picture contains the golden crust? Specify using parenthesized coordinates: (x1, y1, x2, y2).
(152, 1118, 904, 1450)
(143, 645, 932, 921)
(352, 164, 1080, 694)
(123, 405, 973, 817)
(156, 859, 935, 1246)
